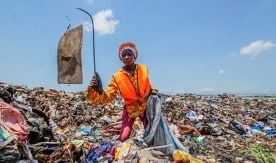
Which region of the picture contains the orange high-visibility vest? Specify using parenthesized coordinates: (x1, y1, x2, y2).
(113, 64, 151, 117)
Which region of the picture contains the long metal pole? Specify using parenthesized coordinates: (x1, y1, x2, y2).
(76, 8, 96, 74)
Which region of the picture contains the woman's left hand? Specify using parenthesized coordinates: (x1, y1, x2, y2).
(151, 89, 160, 96)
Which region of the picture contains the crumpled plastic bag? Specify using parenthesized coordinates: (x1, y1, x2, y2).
(0, 100, 29, 145)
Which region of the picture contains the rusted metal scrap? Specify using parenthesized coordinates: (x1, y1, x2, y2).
(57, 25, 83, 84)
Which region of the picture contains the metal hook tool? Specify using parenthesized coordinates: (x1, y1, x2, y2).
(76, 8, 96, 75)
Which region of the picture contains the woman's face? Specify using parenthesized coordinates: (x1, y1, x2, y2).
(120, 49, 135, 66)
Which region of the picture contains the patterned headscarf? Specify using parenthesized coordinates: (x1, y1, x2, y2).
(118, 42, 138, 60)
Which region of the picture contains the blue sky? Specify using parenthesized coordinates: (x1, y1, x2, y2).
(1, 0, 276, 95)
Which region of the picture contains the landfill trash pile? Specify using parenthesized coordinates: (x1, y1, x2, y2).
(0, 82, 275, 162)
(161, 93, 276, 162)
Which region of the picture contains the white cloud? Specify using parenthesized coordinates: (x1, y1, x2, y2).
(218, 69, 224, 75)
(240, 40, 276, 58)
(197, 88, 214, 92)
(83, 9, 119, 35)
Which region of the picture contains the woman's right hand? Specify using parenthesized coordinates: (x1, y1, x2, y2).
(89, 72, 103, 94)
(90, 75, 98, 88)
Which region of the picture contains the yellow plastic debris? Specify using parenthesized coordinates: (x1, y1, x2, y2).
(173, 150, 204, 163)
(114, 142, 131, 160)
